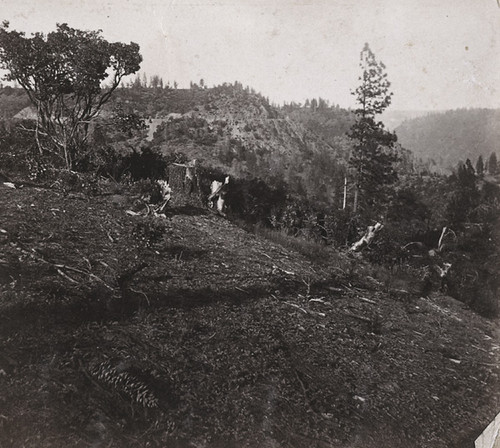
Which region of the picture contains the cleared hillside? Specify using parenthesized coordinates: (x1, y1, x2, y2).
(0, 180, 499, 448)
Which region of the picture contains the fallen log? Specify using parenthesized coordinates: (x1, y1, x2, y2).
(350, 222, 383, 252)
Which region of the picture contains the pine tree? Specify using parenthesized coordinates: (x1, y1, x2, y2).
(349, 43, 398, 214)
(488, 152, 498, 175)
(459, 158, 476, 187)
(132, 74, 142, 89)
(447, 158, 478, 225)
(150, 74, 162, 89)
(476, 155, 484, 177)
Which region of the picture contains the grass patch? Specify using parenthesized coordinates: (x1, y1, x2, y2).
(253, 224, 330, 264)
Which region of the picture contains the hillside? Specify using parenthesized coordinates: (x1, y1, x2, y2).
(379, 110, 435, 131)
(0, 84, 349, 206)
(281, 103, 355, 145)
(0, 86, 30, 119)
(131, 85, 351, 206)
(395, 109, 500, 171)
(1, 180, 499, 448)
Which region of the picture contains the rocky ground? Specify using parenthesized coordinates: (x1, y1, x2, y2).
(0, 181, 499, 447)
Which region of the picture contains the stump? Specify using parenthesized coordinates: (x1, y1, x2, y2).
(167, 163, 204, 207)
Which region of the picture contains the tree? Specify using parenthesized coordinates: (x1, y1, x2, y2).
(0, 22, 142, 169)
(150, 74, 163, 89)
(348, 43, 398, 214)
(459, 158, 476, 188)
(488, 152, 498, 175)
(476, 155, 484, 177)
(318, 97, 328, 110)
(132, 74, 142, 89)
(446, 158, 478, 225)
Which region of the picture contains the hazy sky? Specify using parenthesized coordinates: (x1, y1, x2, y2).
(2, 0, 500, 110)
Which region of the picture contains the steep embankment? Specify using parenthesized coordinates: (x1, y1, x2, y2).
(0, 181, 499, 448)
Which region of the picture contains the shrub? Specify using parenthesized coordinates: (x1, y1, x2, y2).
(0, 120, 51, 179)
(110, 146, 168, 181)
(132, 217, 167, 248)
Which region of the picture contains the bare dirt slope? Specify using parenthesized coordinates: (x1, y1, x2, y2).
(0, 182, 499, 448)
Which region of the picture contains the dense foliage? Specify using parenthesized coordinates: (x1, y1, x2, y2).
(0, 22, 142, 169)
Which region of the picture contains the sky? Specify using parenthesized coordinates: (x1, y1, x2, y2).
(1, 0, 500, 111)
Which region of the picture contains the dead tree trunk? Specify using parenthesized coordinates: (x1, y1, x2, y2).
(437, 226, 447, 252)
(350, 222, 383, 252)
(343, 176, 347, 210)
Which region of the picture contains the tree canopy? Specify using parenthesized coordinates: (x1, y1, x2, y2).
(488, 152, 498, 175)
(475, 155, 484, 177)
(0, 22, 142, 169)
(348, 43, 398, 214)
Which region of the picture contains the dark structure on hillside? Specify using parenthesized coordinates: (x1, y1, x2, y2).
(167, 162, 204, 207)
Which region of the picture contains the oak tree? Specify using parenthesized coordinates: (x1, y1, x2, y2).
(0, 22, 142, 169)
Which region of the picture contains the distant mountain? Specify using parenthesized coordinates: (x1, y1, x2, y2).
(395, 108, 500, 171)
(380, 109, 436, 131)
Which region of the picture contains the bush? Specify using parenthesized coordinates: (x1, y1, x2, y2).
(124, 147, 168, 181)
(131, 217, 167, 248)
(0, 120, 51, 179)
(34, 168, 102, 195)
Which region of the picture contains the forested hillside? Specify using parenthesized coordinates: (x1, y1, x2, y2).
(109, 83, 355, 208)
(379, 109, 432, 131)
(280, 99, 355, 143)
(396, 109, 500, 172)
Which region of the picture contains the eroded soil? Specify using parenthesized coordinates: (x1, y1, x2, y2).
(0, 183, 499, 447)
